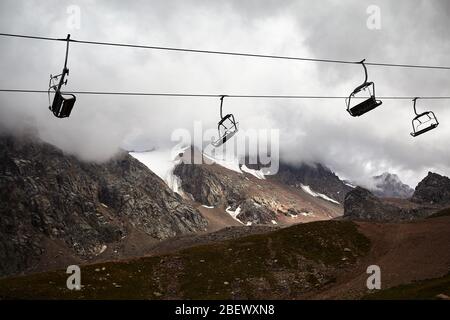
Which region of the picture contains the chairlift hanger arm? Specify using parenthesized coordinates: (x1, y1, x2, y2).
(349, 60, 371, 95)
(55, 34, 71, 92)
(219, 95, 227, 119)
(360, 59, 368, 85)
(412, 97, 420, 116)
(63, 34, 70, 71)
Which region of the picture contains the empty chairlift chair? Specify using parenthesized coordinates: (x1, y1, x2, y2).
(410, 97, 439, 137)
(48, 34, 76, 118)
(212, 96, 239, 147)
(346, 59, 382, 117)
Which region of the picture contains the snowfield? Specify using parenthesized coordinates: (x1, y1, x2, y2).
(131, 147, 268, 196)
(225, 206, 244, 225)
(300, 184, 340, 204)
(203, 152, 266, 180)
(241, 164, 266, 180)
(129, 146, 189, 195)
(344, 182, 357, 188)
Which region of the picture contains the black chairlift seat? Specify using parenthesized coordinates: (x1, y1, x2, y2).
(50, 91, 76, 118)
(212, 96, 239, 147)
(346, 60, 382, 117)
(347, 82, 382, 117)
(212, 113, 238, 147)
(410, 98, 439, 137)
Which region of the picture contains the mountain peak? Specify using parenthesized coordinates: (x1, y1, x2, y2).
(0, 134, 207, 277)
(271, 162, 352, 203)
(371, 172, 414, 199)
(412, 172, 450, 205)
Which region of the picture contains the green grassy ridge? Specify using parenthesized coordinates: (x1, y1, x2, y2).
(0, 220, 370, 300)
(427, 207, 450, 219)
(364, 273, 450, 300)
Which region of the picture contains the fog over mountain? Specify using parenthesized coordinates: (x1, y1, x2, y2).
(1, 0, 449, 187)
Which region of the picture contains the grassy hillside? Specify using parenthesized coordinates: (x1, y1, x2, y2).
(0, 221, 370, 299)
(428, 207, 450, 219)
(364, 273, 450, 300)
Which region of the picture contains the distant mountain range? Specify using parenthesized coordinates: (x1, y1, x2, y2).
(343, 172, 450, 221)
(1, 134, 450, 300)
(1, 134, 449, 279)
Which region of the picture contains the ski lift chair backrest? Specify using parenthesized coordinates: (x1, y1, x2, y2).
(348, 82, 382, 117)
(50, 92, 76, 118)
(346, 59, 382, 117)
(410, 97, 439, 137)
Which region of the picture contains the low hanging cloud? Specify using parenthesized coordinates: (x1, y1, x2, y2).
(0, 0, 449, 187)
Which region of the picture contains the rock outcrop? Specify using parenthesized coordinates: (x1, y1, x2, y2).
(0, 134, 207, 277)
(174, 162, 245, 208)
(236, 198, 278, 225)
(412, 172, 450, 205)
(343, 187, 407, 221)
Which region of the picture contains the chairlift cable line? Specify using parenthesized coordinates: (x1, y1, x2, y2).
(1, 89, 450, 100)
(1, 32, 450, 70)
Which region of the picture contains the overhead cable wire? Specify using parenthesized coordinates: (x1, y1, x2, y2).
(1, 32, 450, 70)
(1, 89, 450, 100)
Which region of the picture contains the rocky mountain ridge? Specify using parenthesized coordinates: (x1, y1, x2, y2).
(173, 148, 343, 226)
(0, 134, 207, 277)
(344, 172, 450, 221)
(269, 162, 353, 203)
(412, 172, 450, 205)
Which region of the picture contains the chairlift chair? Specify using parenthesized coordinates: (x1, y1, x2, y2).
(410, 97, 439, 137)
(346, 59, 382, 117)
(211, 96, 239, 147)
(48, 34, 76, 118)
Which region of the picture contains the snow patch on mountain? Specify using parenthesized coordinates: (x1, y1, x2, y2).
(225, 206, 244, 224)
(344, 181, 357, 188)
(202, 152, 242, 174)
(300, 184, 340, 204)
(130, 146, 189, 195)
(241, 164, 266, 180)
(203, 152, 266, 180)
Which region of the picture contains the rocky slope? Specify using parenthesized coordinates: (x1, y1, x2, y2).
(0, 134, 207, 277)
(371, 172, 414, 199)
(343, 187, 414, 221)
(0, 220, 372, 299)
(271, 162, 353, 203)
(412, 172, 450, 205)
(2, 215, 449, 300)
(173, 149, 343, 226)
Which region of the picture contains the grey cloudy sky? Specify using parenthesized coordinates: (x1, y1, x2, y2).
(0, 0, 449, 187)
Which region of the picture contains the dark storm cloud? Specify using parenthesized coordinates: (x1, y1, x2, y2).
(0, 0, 449, 186)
